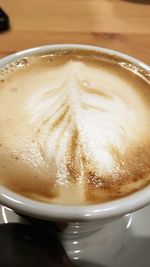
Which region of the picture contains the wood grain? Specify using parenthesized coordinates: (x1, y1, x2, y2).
(0, 0, 150, 64)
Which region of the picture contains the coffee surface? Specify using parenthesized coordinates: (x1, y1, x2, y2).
(0, 49, 150, 205)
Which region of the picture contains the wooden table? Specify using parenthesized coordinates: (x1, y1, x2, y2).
(0, 0, 150, 64)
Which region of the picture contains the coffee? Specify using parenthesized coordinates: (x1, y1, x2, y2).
(0, 49, 150, 205)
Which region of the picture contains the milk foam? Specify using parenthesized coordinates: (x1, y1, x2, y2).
(0, 52, 150, 204)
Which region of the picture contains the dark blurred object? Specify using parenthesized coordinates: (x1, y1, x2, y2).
(0, 7, 10, 32)
(123, 0, 150, 4)
(0, 223, 75, 267)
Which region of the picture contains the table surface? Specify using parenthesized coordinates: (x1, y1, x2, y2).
(0, 0, 150, 64)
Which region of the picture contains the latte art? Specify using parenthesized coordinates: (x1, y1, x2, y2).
(0, 50, 150, 204)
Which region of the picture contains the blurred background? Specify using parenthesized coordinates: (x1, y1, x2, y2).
(0, 0, 150, 63)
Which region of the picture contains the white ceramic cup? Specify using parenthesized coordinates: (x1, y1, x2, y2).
(0, 44, 150, 236)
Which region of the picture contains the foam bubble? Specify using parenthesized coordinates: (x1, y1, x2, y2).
(15, 58, 28, 67)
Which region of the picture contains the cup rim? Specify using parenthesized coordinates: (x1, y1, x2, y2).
(0, 44, 150, 222)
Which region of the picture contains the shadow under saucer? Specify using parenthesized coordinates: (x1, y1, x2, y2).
(0, 223, 75, 267)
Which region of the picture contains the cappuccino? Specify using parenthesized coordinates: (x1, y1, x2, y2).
(0, 49, 150, 204)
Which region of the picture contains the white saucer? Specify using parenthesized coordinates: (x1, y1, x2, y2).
(0, 204, 150, 267)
